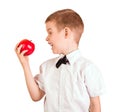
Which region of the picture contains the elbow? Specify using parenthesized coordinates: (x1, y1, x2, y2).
(30, 93, 45, 102)
(29, 88, 45, 102)
(31, 96, 42, 102)
(32, 98, 40, 102)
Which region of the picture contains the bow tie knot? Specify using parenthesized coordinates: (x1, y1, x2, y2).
(56, 55, 69, 68)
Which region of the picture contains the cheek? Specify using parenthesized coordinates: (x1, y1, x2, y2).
(53, 34, 65, 48)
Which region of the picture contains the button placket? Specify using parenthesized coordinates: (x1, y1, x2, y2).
(58, 67, 66, 112)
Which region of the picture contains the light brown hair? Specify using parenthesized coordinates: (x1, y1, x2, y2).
(45, 9, 84, 43)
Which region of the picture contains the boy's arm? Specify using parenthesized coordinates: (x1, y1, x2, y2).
(15, 44, 45, 101)
(89, 96, 101, 112)
(23, 63, 45, 101)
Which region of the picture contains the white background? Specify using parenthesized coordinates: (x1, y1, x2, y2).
(0, 0, 120, 112)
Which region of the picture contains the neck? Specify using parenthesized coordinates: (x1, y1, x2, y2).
(63, 45, 78, 55)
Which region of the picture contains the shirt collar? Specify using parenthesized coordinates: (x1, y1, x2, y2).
(66, 49, 81, 65)
(57, 49, 81, 65)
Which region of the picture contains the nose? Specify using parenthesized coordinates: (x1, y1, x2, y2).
(46, 36, 49, 41)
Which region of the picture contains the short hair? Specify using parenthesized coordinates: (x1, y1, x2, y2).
(45, 9, 84, 43)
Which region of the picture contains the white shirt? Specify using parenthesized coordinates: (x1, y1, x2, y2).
(34, 49, 105, 112)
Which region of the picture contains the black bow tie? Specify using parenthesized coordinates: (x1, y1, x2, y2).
(56, 55, 69, 68)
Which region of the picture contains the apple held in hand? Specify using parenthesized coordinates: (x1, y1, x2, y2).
(18, 39, 35, 56)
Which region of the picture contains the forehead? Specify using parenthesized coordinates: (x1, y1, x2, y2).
(46, 21, 57, 31)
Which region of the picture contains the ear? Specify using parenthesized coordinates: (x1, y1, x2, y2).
(64, 27, 71, 39)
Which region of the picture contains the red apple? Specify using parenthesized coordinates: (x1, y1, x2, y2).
(18, 39, 35, 56)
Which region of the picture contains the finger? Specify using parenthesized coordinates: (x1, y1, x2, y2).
(15, 44, 22, 55)
(21, 50, 28, 56)
(14, 43, 19, 52)
(17, 44, 22, 52)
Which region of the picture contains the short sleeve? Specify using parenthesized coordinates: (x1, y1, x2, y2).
(83, 63, 105, 97)
(34, 64, 45, 92)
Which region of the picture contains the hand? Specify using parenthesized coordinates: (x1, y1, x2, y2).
(15, 43, 29, 67)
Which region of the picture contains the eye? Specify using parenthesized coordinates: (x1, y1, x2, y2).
(48, 31, 52, 35)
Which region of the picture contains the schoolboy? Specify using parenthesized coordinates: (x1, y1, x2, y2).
(15, 9, 105, 112)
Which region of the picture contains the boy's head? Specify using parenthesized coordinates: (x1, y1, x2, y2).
(45, 9, 84, 54)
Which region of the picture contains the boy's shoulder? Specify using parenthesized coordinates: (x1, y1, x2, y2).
(74, 55, 100, 71)
(40, 56, 60, 67)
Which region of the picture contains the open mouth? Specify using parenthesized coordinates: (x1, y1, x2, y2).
(48, 43, 53, 47)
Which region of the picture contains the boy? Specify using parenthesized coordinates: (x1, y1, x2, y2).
(15, 9, 105, 112)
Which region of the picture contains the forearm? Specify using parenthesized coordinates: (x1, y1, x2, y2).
(23, 64, 44, 101)
(15, 44, 45, 101)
